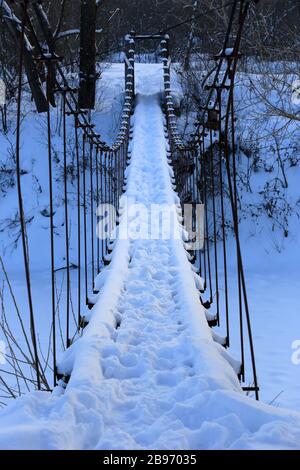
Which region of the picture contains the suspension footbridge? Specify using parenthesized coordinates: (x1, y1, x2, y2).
(0, 0, 300, 450)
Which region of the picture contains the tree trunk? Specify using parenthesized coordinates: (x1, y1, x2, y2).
(79, 0, 97, 109)
(1, 1, 48, 113)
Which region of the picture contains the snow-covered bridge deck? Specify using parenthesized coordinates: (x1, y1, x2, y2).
(1, 73, 300, 449)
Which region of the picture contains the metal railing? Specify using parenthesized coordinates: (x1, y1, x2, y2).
(161, 0, 259, 400)
(9, 0, 135, 391)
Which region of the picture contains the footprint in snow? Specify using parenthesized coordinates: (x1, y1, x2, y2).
(120, 352, 139, 367)
(104, 361, 145, 380)
(101, 344, 120, 359)
(155, 371, 182, 387)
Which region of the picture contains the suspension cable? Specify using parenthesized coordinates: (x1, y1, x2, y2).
(89, 140, 95, 290)
(217, 89, 230, 346)
(62, 92, 71, 347)
(15, 0, 41, 390)
(74, 114, 82, 329)
(46, 68, 57, 386)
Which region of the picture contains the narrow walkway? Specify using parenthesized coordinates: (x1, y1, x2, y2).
(76, 93, 241, 448)
(0, 87, 300, 450)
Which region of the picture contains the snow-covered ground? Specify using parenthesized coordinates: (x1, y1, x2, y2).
(0, 64, 300, 449)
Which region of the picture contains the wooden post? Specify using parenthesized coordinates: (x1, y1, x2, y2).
(78, 0, 97, 109)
